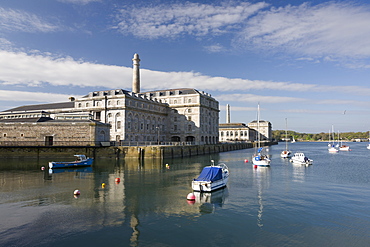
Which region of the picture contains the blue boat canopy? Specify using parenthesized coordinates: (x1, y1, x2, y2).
(194, 166, 223, 182)
(258, 147, 263, 153)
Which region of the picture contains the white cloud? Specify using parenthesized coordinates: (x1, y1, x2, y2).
(204, 44, 225, 53)
(237, 2, 370, 59)
(216, 93, 305, 104)
(0, 7, 59, 33)
(3, 49, 370, 99)
(58, 0, 102, 5)
(0, 50, 130, 88)
(0, 90, 76, 102)
(114, 2, 268, 39)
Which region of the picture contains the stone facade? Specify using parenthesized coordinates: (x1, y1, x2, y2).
(247, 120, 272, 141)
(0, 113, 110, 146)
(219, 123, 254, 142)
(0, 54, 220, 146)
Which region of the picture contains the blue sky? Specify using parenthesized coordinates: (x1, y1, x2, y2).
(1, 0, 370, 133)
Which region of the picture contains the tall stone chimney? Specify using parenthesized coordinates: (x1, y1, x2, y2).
(132, 53, 140, 93)
(226, 104, 230, 123)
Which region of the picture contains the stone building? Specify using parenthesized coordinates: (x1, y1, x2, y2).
(218, 105, 272, 142)
(0, 111, 110, 146)
(219, 123, 254, 142)
(0, 54, 219, 145)
(248, 120, 272, 141)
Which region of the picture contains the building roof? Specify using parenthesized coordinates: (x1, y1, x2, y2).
(2, 102, 74, 113)
(0, 117, 53, 123)
(219, 123, 249, 129)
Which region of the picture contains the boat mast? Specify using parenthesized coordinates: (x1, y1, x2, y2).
(257, 103, 260, 149)
(285, 118, 288, 150)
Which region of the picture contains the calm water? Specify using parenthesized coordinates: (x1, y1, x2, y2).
(1, 142, 370, 247)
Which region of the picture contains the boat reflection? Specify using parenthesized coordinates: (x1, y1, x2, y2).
(44, 166, 93, 180)
(192, 188, 229, 214)
(253, 167, 270, 228)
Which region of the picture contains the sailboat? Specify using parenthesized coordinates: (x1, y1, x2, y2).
(291, 136, 296, 143)
(281, 118, 291, 158)
(252, 104, 271, 167)
(367, 131, 370, 150)
(328, 126, 338, 153)
(338, 132, 350, 151)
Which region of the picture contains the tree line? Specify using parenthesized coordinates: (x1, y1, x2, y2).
(272, 130, 370, 142)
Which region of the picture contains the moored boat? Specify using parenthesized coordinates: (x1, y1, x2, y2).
(192, 160, 229, 192)
(253, 147, 271, 167)
(49, 155, 93, 169)
(281, 118, 292, 158)
(339, 144, 350, 151)
(252, 104, 271, 167)
(290, 152, 313, 166)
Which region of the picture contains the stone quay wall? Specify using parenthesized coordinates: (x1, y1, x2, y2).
(0, 142, 276, 159)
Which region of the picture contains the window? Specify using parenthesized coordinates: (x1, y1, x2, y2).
(117, 121, 121, 129)
(188, 98, 192, 103)
(174, 125, 178, 131)
(188, 116, 192, 121)
(188, 125, 192, 131)
(188, 108, 192, 113)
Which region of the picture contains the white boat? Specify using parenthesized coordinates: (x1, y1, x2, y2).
(328, 126, 338, 153)
(192, 160, 229, 192)
(339, 144, 350, 151)
(252, 104, 271, 167)
(281, 118, 292, 158)
(367, 144, 370, 150)
(252, 148, 271, 167)
(290, 152, 313, 166)
(291, 136, 296, 143)
(328, 146, 339, 153)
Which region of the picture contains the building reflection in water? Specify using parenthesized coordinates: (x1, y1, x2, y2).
(0, 155, 222, 246)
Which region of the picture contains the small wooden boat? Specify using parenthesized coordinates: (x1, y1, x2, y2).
(49, 155, 93, 169)
(192, 160, 229, 192)
(290, 152, 313, 166)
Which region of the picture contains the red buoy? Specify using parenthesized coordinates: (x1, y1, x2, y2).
(73, 190, 80, 195)
(254, 165, 258, 169)
(244, 159, 249, 163)
(187, 193, 196, 201)
(115, 178, 121, 183)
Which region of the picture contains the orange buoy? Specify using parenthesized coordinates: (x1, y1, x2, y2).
(102, 183, 106, 188)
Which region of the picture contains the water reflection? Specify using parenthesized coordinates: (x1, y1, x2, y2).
(253, 167, 270, 228)
(291, 163, 310, 183)
(192, 188, 229, 214)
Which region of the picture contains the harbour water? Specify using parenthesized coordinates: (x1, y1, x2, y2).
(1, 142, 370, 246)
